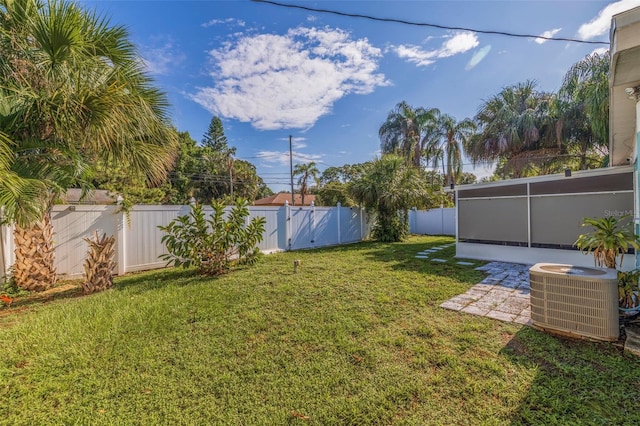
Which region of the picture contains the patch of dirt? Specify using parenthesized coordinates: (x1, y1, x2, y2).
(0, 281, 85, 318)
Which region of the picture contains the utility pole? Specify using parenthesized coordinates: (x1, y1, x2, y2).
(227, 155, 234, 198)
(289, 135, 294, 205)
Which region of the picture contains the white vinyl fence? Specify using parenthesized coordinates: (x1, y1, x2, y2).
(0, 203, 369, 280)
(409, 207, 456, 236)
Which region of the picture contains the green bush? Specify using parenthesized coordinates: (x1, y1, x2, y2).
(159, 199, 266, 275)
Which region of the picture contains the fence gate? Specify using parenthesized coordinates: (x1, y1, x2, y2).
(289, 206, 315, 250)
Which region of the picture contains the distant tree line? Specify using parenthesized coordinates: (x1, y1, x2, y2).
(91, 117, 273, 205)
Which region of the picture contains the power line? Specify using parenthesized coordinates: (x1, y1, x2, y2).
(252, 0, 609, 45)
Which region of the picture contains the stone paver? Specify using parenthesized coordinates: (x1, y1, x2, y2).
(431, 258, 447, 263)
(440, 261, 532, 325)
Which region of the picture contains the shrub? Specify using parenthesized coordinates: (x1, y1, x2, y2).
(574, 216, 640, 269)
(159, 199, 266, 275)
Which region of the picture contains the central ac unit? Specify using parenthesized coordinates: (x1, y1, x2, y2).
(529, 263, 619, 341)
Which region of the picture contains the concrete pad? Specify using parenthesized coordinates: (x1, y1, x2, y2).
(440, 261, 536, 325)
(624, 326, 640, 357)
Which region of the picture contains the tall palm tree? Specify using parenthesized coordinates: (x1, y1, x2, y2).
(424, 114, 475, 186)
(0, 0, 178, 291)
(556, 52, 609, 169)
(379, 101, 440, 168)
(293, 161, 320, 205)
(465, 80, 555, 178)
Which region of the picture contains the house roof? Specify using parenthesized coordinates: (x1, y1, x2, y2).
(60, 189, 117, 204)
(254, 193, 316, 206)
(609, 6, 640, 166)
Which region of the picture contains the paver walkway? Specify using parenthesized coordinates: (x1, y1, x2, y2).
(440, 261, 532, 325)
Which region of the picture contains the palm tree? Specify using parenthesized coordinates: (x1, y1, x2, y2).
(293, 162, 320, 205)
(349, 155, 429, 242)
(379, 101, 440, 168)
(424, 114, 475, 186)
(556, 52, 609, 170)
(0, 0, 177, 291)
(465, 80, 555, 178)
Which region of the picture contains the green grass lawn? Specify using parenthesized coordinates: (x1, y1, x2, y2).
(1, 235, 639, 425)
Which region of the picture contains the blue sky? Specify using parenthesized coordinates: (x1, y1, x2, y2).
(84, 0, 639, 191)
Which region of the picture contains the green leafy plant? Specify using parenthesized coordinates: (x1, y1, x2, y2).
(159, 199, 266, 275)
(574, 216, 640, 269)
(617, 269, 640, 311)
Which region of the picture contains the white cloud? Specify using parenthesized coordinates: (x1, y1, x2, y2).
(578, 0, 640, 39)
(256, 150, 322, 166)
(394, 45, 436, 67)
(141, 38, 186, 75)
(278, 136, 308, 149)
(439, 32, 479, 57)
(202, 17, 245, 28)
(535, 28, 562, 44)
(591, 47, 610, 56)
(191, 26, 388, 131)
(392, 31, 478, 67)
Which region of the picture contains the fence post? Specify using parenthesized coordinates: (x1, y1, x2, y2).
(411, 207, 417, 234)
(336, 202, 341, 244)
(359, 205, 364, 241)
(310, 201, 315, 247)
(116, 196, 127, 276)
(285, 201, 291, 250)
